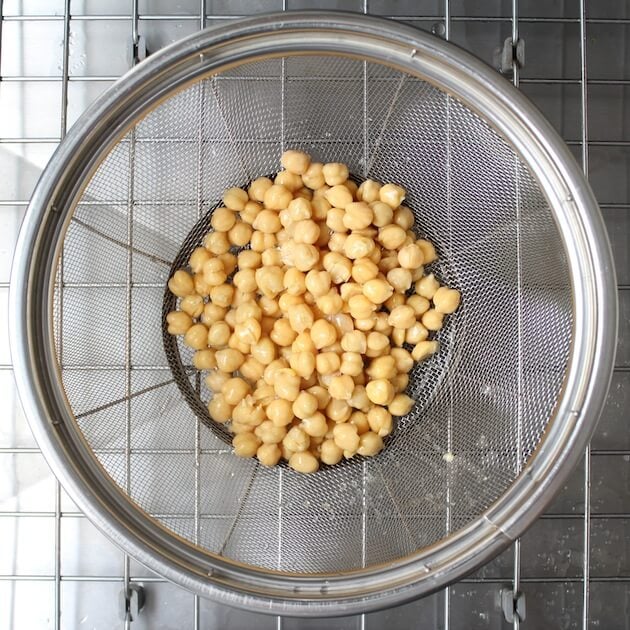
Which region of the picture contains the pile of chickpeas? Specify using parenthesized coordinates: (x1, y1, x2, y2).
(166, 150, 460, 474)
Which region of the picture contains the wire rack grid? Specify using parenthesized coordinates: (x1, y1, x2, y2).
(0, 1, 628, 629)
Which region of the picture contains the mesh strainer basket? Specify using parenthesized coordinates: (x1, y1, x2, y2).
(11, 13, 617, 616)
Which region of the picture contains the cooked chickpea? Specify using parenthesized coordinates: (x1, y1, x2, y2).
(388, 305, 416, 329)
(291, 331, 316, 354)
(393, 373, 409, 393)
(270, 318, 297, 347)
(168, 269, 195, 297)
(340, 352, 363, 377)
(340, 282, 363, 303)
(421, 309, 445, 331)
(289, 351, 316, 379)
(184, 323, 208, 350)
(367, 406, 393, 437)
(193, 275, 212, 300)
(315, 351, 341, 375)
(373, 312, 392, 335)
(251, 231, 277, 252)
(343, 233, 375, 260)
(281, 149, 311, 175)
(232, 398, 266, 426)
(215, 348, 245, 372)
(329, 374, 355, 401)
(377, 224, 407, 250)
(284, 426, 310, 452)
(391, 205, 413, 229)
(379, 183, 405, 208)
(275, 170, 302, 193)
(355, 431, 383, 457)
(356, 179, 381, 203)
(325, 207, 346, 233)
(391, 327, 406, 347)
(412, 340, 439, 362)
(324, 185, 353, 209)
(350, 259, 378, 284)
(406, 321, 429, 344)
(325, 399, 352, 423)
(367, 356, 396, 380)
(365, 379, 395, 405)
(227, 222, 252, 247)
(299, 412, 327, 438)
(206, 284, 231, 309)
(201, 258, 226, 287)
(266, 399, 294, 427)
(208, 394, 233, 423)
(262, 183, 291, 210)
(259, 296, 280, 318)
(321, 252, 351, 284)
(221, 377, 251, 406)
(407, 294, 430, 316)
(398, 243, 424, 269)
(292, 219, 320, 245)
(248, 176, 273, 202)
(304, 269, 330, 298)
(348, 294, 376, 320)
(332, 422, 360, 452)
(391, 347, 414, 373)
(252, 209, 281, 234)
(310, 319, 337, 349)
(207, 321, 230, 348)
(235, 317, 262, 346)
(255, 266, 285, 298)
(273, 368, 301, 401)
(388, 394, 415, 416)
(319, 439, 343, 466)
(240, 357, 265, 382)
(289, 451, 319, 474)
(166, 311, 193, 335)
(343, 202, 373, 230)
(193, 349, 216, 371)
(240, 201, 261, 226)
(363, 278, 394, 305)
(189, 247, 211, 273)
(316, 289, 344, 316)
(302, 162, 326, 189)
(206, 369, 230, 393)
(349, 411, 370, 436)
(433, 286, 461, 314)
(322, 162, 349, 186)
(257, 443, 282, 467)
(211, 206, 236, 232)
(292, 391, 318, 420)
(254, 420, 287, 445)
(204, 231, 230, 255)
(417, 238, 438, 264)
(223, 187, 248, 211)
(235, 301, 262, 324)
(354, 316, 376, 332)
(233, 432, 261, 457)
(292, 243, 320, 272)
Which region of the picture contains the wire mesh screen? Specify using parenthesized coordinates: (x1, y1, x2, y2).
(53, 55, 573, 573)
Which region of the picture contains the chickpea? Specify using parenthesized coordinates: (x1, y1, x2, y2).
(240, 201, 261, 226)
(221, 377, 251, 406)
(367, 406, 393, 437)
(388, 305, 416, 329)
(292, 391, 319, 420)
(433, 286, 461, 314)
(315, 351, 341, 375)
(301, 162, 326, 189)
(366, 356, 395, 381)
(270, 318, 297, 347)
(286, 196, 313, 222)
(320, 439, 343, 466)
(292, 331, 317, 354)
(232, 397, 266, 426)
(305, 270, 331, 298)
(200, 258, 225, 287)
(363, 278, 394, 305)
(255, 266, 285, 298)
(377, 224, 407, 250)
(248, 337, 275, 366)
(315, 290, 342, 317)
(350, 259, 378, 285)
(325, 207, 346, 233)
(384, 269, 410, 295)
(329, 374, 355, 401)
(234, 302, 262, 324)
(257, 443, 282, 467)
(233, 432, 261, 458)
(223, 187, 248, 211)
(354, 316, 376, 332)
(391, 327, 406, 347)
(343, 233, 375, 260)
(275, 170, 303, 193)
(281, 149, 311, 175)
(366, 379, 395, 406)
(332, 422, 360, 452)
(204, 231, 230, 255)
(247, 176, 272, 201)
(407, 294, 430, 316)
(349, 411, 370, 436)
(215, 348, 245, 372)
(273, 368, 300, 401)
(258, 250, 280, 269)
(406, 321, 429, 344)
(205, 368, 230, 392)
(265, 399, 293, 427)
(378, 254, 399, 275)
(392, 373, 409, 393)
(168, 269, 195, 297)
(211, 206, 236, 232)
(356, 179, 381, 204)
(322, 162, 349, 186)
(284, 426, 310, 452)
(292, 219, 320, 245)
(373, 312, 392, 336)
(305, 386, 330, 412)
(227, 222, 252, 247)
(289, 451, 319, 474)
(348, 294, 376, 320)
(184, 323, 208, 350)
(166, 311, 193, 335)
(391, 347, 414, 373)
(398, 243, 424, 270)
(207, 321, 230, 348)
(379, 183, 405, 208)
(261, 316, 277, 336)
(358, 431, 384, 457)
(324, 185, 353, 209)
(321, 252, 351, 284)
(240, 357, 265, 382)
(259, 296, 280, 318)
(300, 412, 328, 438)
(234, 318, 262, 346)
(343, 202, 373, 230)
(206, 284, 231, 310)
(340, 282, 363, 303)
(253, 382, 275, 405)
(310, 319, 338, 349)
(290, 351, 316, 379)
(417, 238, 438, 264)
(388, 394, 415, 417)
(421, 309, 445, 331)
(292, 243, 320, 272)
(189, 247, 211, 273)
(325, 398, 352, 423)
(252, 209, 281, 234)
(344, 179, 359, 197)
(263, 184, 292, 210)
(340, 352, 363, 377)
(254, 420, 287, 445)
(208, 393, 233, 423)
(412, 340, 439, 362)
(251, 231, 277, 252)
(193, 349, 216, 370)
(339, 330, 365, 354)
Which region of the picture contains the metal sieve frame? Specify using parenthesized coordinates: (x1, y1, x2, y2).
(10, 12, 617, 617)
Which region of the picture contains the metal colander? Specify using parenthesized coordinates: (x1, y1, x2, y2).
(11, 13, 617, 617)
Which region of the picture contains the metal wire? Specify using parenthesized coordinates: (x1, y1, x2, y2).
(1, 2, 626, 628)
